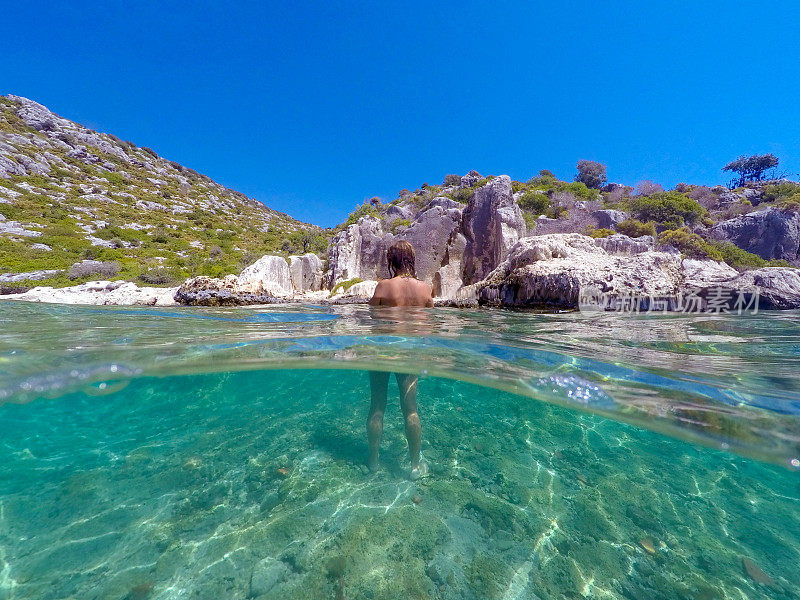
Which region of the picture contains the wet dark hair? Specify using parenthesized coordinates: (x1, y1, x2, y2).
(387, 241, 416, 278)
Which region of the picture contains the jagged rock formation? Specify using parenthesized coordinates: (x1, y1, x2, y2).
(176, 254, 330, 306)
(0, 95, 320, 287)
(475, 234, 682, 308)
(711, 207, 800, 263)
(325, 216, 388, 287)
(238, 255, 293, 296)
(324, 175, 524, 298)
(289, 253, 324, 292)
(460, 176, 526, 284)
(472, 233, 800, 310)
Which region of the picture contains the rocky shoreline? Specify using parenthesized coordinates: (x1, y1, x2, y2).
(3, 174, 800, 311)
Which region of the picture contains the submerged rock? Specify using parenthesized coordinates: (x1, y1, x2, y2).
(250, 557, 291, 597)
(742, 556, 774, 586)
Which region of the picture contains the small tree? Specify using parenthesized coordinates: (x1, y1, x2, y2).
(723, 154, 779, 187)
(574, 160, 607, 189)
(635, 180, 664, 196)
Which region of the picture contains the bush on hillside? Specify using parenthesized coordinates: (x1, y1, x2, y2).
(778, 193, 800, 210)
(67, 260, 121, 280)
(658, 228, 721, 260)
(451, 187, 473, 203)
(518, 191, 550, 215)
(139, 267, 183, 285)
(522, 212, 537, 229)
(763, 182, 800, 203)
(707, 242, 766, 269)
(616, 219, 656, 238)
(343, 203, 379, 228)
(627, 192, 705, 228)
(586, 226, 615, 238)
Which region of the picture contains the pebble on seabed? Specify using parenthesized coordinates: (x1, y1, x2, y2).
(742, 556, 774, 585)
(412, 495, 422, 504)
(639, 538, 656, 555)
(182, 456, 202, 470)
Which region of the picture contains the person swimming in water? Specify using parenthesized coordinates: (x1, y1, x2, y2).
(367, 241, 433, 479)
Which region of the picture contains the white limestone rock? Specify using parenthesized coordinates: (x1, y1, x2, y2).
(0, 281, 178, 306)
(289, 253, 324, 291)
(239, 255, 292, 296)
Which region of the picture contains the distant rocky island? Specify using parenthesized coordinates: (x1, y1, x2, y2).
(2, 95, 799, 310)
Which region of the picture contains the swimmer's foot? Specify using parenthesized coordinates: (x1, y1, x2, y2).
(368, 455, 380, 473)
(410, 457, 430, 480)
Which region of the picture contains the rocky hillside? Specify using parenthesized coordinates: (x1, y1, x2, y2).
(332, 169, 800, 275)
(0, 95, 326, 289)
(168, 171, 800, 310)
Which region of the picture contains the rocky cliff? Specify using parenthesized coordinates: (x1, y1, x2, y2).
(0, 95, 323, 290)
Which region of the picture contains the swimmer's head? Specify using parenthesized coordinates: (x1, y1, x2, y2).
(387, 241, 416, 278)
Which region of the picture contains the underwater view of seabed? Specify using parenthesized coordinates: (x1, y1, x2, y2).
(0, 302, 798, 600)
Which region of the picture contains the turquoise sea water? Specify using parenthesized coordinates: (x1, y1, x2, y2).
(0, 302, 798, 599)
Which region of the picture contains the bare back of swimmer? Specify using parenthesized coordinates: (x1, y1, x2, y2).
(366, 241, 433, 479)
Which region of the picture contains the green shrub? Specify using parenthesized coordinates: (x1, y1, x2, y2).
(518, 191, 550, 215)
(451, 187, 473, 203)
(777, 193, 800, 210)
(343, 203, 379, 227)
(616, 219, 656, 238)
(67, 260, 121, 280)
(586, 226, 615, 238)
(522, 212, 537, 229)
(546, 205, 568, 219)
(627, 192, 705, 228)
(709, 241, 766, 268)
(762, 182, 800, 203)
(658, 228, 721, 260)
(331, 277, 363, 295)
(151, 226, 170, 243)
(139, 267, 182, 285)
(528, 170, 557, 186)
(390, 218, 411, 233)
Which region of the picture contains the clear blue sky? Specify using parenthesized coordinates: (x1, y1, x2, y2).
(3, 1, 799, 227)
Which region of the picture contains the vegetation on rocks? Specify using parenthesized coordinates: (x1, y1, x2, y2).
(0, 95, 325, 288)
(625, 192, 706, 229)
(616, 219, 656, 238)
(331, 277, 363, 295)
(658, 228, 722, 260)
(586, 226, 615, 238)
